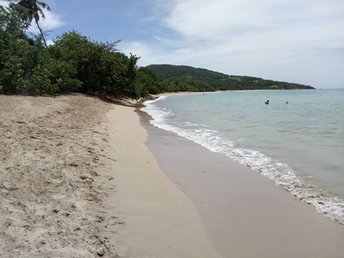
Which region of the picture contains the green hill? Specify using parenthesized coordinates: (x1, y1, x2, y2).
(146, 64, 314, 91)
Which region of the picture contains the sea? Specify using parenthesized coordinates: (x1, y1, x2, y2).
(143, 89, 344, 224)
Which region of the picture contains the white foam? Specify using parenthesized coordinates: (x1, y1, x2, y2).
(142, 97, 344, 224)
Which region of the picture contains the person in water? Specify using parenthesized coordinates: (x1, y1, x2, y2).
(265, 100, 269, 104)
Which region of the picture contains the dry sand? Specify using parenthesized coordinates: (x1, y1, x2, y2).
(2, 93, 343, 258)
(0, 95, 119, 257)
(0, 94, 219, 257)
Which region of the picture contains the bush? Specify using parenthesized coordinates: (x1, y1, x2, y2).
(50, 32, 139, 97)
(0, 8, 168, 98)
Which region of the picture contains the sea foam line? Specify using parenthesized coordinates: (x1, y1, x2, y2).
(143, 96, 344, 224)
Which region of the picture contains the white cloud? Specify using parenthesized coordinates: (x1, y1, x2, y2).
(0, 0, 8, 7)
(46, 39, 55, 46)
(38, 9, 63, 30)
(122, 0, 344, 88)
(28, 5, 63, 34)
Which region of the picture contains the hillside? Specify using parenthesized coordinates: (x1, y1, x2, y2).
(146, 64, 315, 91)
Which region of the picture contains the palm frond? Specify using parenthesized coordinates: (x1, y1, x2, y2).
(37, 1, 50, 11)
(11, 3, 34, 23)
(7, 0, 50, 47)
(37, 6, 44, 19)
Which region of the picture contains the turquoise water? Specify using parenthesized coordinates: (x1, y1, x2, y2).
(143, 89, 344, 223)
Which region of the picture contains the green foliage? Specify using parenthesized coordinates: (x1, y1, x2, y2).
(47, 60, 81, 93)
(146, 64, 315, 91)
(0, 6, 144, 98)
(13, 0, 51, 25)
(0, 7, 33, 94)
(0, 5, 314, 99)
(50, 32, 139, 97)
(27, 54, 82, 95)
(0, 6, 71, 95)
(10, 0, 51, 47)
(28, 65, 56, 95)
(133, 67, 169, 98)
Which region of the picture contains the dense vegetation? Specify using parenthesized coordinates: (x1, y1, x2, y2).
(146, 64, 315, 91)
(0, 2, 314, 99)
(0, 3, 162, 99)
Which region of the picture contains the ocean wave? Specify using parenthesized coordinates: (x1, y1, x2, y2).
(142, 96, 344, 224)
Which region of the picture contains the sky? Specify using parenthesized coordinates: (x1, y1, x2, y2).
(1, 0, 344, 88)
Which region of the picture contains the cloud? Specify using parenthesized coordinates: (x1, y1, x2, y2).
(46, 39, 55, 46)
(38, 8, 63, 30)
(28, 1, 63, 33)
(122, 0, 344, 88)
(0, 0, 8, 7)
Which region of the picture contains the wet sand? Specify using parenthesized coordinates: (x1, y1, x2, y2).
(104, 105, 220, 258)
(143, 118, 344, 258)
(2, 94, 343, 257)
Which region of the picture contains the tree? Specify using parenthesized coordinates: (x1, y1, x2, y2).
(7, 0, 50, 47)
(50, 32, 140, 98)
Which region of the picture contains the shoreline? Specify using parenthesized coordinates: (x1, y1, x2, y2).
(104, 104, 220, 257)
(145, 92, 344, 224)
(0, 94, 218, 257)
(2, 94, 343, 257)
(143, 115, 344, 258)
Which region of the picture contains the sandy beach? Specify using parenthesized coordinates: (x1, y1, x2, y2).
(1, 94, 343, 257)
(104, 105, 220, 258)
(0, 94, 218, 257)
(0, 95, 118, 257)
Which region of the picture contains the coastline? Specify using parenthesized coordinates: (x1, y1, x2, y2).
(0, 94, 218, 257)
(145, 91, 344, 224)
(142, 94, 344, 258)
(1, 94, 343, 257)
(104, 104, 220, 257)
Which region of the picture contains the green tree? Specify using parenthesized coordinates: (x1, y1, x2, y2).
(133, 67, 169, 98)
(50, 31, 139, 97)
(7, 0, 50, 47)
(0, 6, 80, 95)
(0, 5, 31, 93)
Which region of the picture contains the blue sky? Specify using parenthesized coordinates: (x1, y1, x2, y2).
(1, 0, 344, 88)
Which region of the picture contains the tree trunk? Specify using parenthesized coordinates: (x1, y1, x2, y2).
(35, 20, 47, 47)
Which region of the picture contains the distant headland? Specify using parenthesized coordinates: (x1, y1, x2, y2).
(146, 64, 315, 92)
